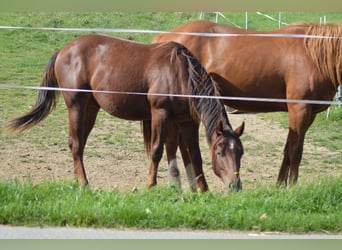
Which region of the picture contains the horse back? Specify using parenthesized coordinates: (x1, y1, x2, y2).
(54, 34, 194, 120)
(57, 34, 185, 80)
(153, 21, 331, 112)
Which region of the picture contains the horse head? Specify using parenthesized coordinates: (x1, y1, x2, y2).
(211, 120, 245, 191)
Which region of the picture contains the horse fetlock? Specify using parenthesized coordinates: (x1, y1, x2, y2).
(195, 174, 209, 192)
(169, 168, 180, 178)
(168, 168, 182, 188)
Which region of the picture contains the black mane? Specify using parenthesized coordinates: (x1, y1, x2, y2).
(178, 44, 233, 143)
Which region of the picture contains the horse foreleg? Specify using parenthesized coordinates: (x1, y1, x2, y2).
(178, 133, 197, 191)
(165, 122, 197, 191)
(165, 123, 182, 188)
(179, 123, 208, 192)
(146, 110, 168, 188)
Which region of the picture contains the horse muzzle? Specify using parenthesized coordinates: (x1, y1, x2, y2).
(224, 174, 242, 192)
(228, 178, 242, 191)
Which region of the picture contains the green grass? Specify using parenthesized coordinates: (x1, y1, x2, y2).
(0, 178, 341, 232)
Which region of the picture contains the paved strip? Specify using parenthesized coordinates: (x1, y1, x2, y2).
(0, 225, 341, 239)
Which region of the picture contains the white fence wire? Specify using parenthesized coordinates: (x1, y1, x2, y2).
(1, 13, 342, 108)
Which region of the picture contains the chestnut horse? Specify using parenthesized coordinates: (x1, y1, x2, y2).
(153, 20, 341, 187)
(6, 34, 245, 192)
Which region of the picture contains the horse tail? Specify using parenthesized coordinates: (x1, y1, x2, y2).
(141, 120, 152, 159)
(5, 51, 60, 132)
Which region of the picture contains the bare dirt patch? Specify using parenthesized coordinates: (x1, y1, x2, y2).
(0, 112, 338, 193)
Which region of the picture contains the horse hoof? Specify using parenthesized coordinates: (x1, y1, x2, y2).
(146, 182, 157, 189)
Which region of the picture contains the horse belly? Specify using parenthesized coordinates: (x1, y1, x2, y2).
(211, 65, 288, 112)
(94, 93, 151, 120)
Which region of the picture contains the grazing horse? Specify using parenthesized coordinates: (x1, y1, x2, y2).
(5, 34, 244, 192)
(153, 20, 341, 186)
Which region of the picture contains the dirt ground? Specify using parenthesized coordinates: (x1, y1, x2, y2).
(0, 112, 339, 193)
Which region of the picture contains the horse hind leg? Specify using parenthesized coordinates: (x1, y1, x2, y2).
(278, 104, 316, 186)
(278, 129, 305, 186)
(146, 109, 169, 188)
(66, 95, 99, 186)
(277, 140, 290, 186)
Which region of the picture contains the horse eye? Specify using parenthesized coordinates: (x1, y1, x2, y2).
(217, 151, 223, 157)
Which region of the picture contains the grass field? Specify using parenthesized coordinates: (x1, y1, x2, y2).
(0, 178, 341, 232)
(0, 12, 341, 232)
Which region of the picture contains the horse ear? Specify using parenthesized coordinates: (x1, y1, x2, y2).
(215, 120, 224, 136)
(234, 121, 245, 137)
